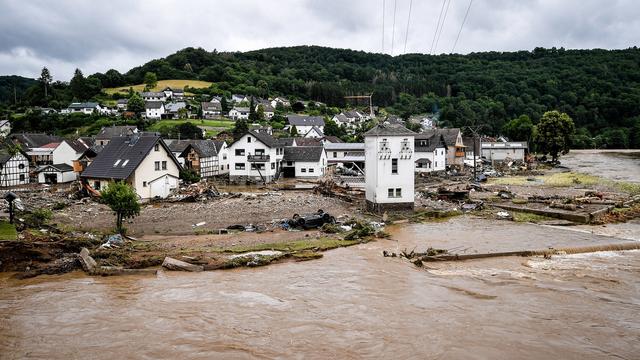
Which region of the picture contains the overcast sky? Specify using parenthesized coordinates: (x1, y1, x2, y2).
(1, 0, 638, 81)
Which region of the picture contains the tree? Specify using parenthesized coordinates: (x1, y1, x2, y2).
(292, 101, 305, 112)
(100, 182, 141, 233)
(256, 104, 265, 121)
(535, 110, 575, 162)
(248, 97, 256, 120)
(290, 124, 298, 135)
(143, 72, 158, 90)
(127, 92, 145, 115)
(39, 67, 52, 99)
(502, 115, 534, 142)
(220, 96, 230, 113)
(176, 122, 203, 139)
(69, 68, 87, 100)
(232, 119, 249, 140)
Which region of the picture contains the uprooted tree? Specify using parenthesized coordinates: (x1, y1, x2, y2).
(100, 182, 141, 233)
(535, 110, 575, 162)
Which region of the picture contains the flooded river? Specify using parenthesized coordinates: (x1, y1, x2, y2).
(561, 149, 640, 183)
(2, 217, 639, 359)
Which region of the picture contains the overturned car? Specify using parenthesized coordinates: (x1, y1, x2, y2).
(287, 209, 336, 229)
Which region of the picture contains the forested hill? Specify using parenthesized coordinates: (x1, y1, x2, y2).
(3, 46, 640, 147)
(131, 46, 640, 147)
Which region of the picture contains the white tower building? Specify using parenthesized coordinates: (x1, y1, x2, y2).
(364, 123, 416, 213)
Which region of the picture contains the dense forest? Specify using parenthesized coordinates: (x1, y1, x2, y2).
(1, 46, 640, 148)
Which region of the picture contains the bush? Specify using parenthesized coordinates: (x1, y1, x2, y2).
(180, 169, 201, 184)
(23, 208, 52, 228)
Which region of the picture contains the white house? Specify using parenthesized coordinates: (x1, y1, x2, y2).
(325, 142, 365, 166)
(282, 146, 327, 178)
(36, 164, 76, 184)
(227, 131, 286, 184)
(303, 126, 325, 139)
(163, 87, 185, 100)
(0, 145, 29, 187)
(414, 133, 447, 173)
(173, 140, 229, 177)
(231, 94, 249, 104)
(116, 99, 128, 111)
(145, 101, 165, 119)
(286, 115, 325, 136)
(229, 107, 250, 120)
(0, 120, 11, 137)
(140, 92, 166, 102)
(420, 128, 465, 168)
(270, 97, 290, 108)
(256, 103, 275, 119)
(364, 124, 416, 213)
(481, 141, 528, 163)
(202, 102, 222, 119)
(63, 102, 101, 115)
(26, 140, 86, 167)
(81, 133, 181, 199)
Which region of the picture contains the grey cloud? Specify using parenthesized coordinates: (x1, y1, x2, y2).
(0, 0, 638, 80)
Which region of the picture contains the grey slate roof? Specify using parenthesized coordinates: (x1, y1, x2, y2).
(364, 123, 415, 137)
(95, 126, 137, 140)
(333, 114, 349, 123)
(274, 138, 295, 147)
(141, 92, 165, 98)
(414, 133, 447, 152)
(117, 99, 129, 104)
(10, 133, 61, 148)
(283, 146, 324, 162)
(287, 115, 325, 127)
(420, 128, 461, 147)
(38, 163, 74, 172)
(81, 134, 179, 180)
(67, 139, 90, 153)
(166, 102, 187, 113)
(68, 102, 99, 109)
(181, 140, 219, 158)
(293, 138, 322, 146)
(324, 142, 364, 151)
(201, 102, 221, 111)
(145, 101, 164, 110)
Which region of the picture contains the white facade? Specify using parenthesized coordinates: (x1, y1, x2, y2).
(0, 120, 11, 137)
(304, 127, 324, 138)
(146, 104, 165, 119)
(217, 142, 230, 175)
(415, 147, 446, 173)
(132, 144, 180, 199)
(0, 153, 29, 187)
(365, 127, 415, 211)
(37, 166, 77, 184)
(141, 92, 167, 102)
(291, 156, 327, 178)
(481, 142, 527, 162)
(229, 107, 249, 120)
(228, 133, 283, 183)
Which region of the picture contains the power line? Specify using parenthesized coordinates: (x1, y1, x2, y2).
(382, 0, 386, 53)
(430, 0, 447, 55)
(451, 0, 473, 53)
(403, 0, 413, 54)
(391, 0, 397, 55)
(434, 0, 453, 55)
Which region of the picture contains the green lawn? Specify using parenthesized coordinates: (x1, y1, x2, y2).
(148, 119, 235, 131)
(0, 221, 17, 241)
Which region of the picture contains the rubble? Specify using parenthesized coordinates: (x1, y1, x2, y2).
(78, 248, 97, 273)
(100, 234, 124, 249)
(161, 257, 204, 272)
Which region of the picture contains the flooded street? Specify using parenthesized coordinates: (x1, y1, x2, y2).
(561, 149, 640, 183)
(2, 217, 639, 359)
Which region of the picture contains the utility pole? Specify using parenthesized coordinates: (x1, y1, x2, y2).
(463, 125, 484, 182)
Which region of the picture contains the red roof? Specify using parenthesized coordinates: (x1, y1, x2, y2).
(41, 142, 61, 149)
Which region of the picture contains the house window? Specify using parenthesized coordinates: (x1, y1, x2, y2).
(154, 144, 159, 151)
(392, 158, 398, 174)
(301, 168, 306, 173)
(333, 152, 337, 158)
(247, 136, 252, 143)
(344, 152, 348, 157)
(287, 161, 293, 166)
(255, 149, 265, 155)
(19, 174, 25, 182)
(251, 163, 265, 170)
(18, 164, 25, 169)
(223, 154, 227, 160)
(271, 163, 275, 170)
(388, 188, 394, 198)
(235, 163, 245, 170)
(435, 161, 438, 167)
(395, 188, 402, 197)
(235, 149, 245, 156)
(95, 181, 101, 190)
(155, 161, 160, 171)
(162, 161, 167, 170)
(309, 168, 314, 173)
(143, 181, 147, 187)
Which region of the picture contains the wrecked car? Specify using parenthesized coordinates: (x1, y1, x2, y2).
(288, 209, 336, 229)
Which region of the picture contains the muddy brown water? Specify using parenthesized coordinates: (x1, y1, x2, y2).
(561, 149, 640, 183)
(2, 217, 639, 359)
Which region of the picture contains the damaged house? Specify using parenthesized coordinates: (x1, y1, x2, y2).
(0, 143, 30, 187)
(81, 133, 181, 199)
(167, 139, 229, 177)
(227, 131, 287, 184)
(414, 132, 447, 173)
(282, 146, 327, 178)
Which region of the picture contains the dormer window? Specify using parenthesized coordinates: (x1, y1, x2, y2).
(154, 144, 159, 151)
(114, 159, 121, 167)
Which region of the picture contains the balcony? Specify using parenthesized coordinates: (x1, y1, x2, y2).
(247, 154, 270, 162)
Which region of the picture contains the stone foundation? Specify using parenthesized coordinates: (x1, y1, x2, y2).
(366, 200, 414, 214)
